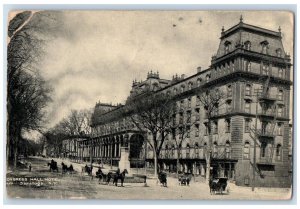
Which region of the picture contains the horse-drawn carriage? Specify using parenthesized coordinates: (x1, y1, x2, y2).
(178, 173, 192, 186)
(209, 177, 228, 195)
(96, 168, 129, 187)
(47, 160, 58, 172)
(157, 172, 167, 187)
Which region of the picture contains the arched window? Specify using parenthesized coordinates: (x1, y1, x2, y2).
(171, 145, 175, 157)
(261, 41, 269, 54)
(277, 123, 283, 136)
(243, 142, 250, 159)
(260, 142, 267, 158)
(276, 144, 282, 160)
(165, 145, 169, 158)
(188, 82, 193, 90)
(197, 78, 202, 87)
(186, 143, 190, 158)
(245, 41, 251, 50)
(276, 48, 282, 57)
(225, 118, 231, 133)
(224, 41, 232, 54)
(206, 74, 210, 83)
(173, 88, 178, 94)
(194, 143, 199, 158)
(181, 85, 185, 93)
(245, 61, 251, 72)
(278, 68, 284, 78)
(227, 85, 232, 97)
(225, 141, 231, 158)
(245, 84, 251, 96)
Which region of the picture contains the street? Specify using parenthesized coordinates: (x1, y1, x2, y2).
(6, 157, 291, 200)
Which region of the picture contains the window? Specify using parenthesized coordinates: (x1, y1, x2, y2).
(206, 74, 210, 83)
(262, 64, 269, 75)
(245, 118, 251, 133)
(181, 85, 185, 93)
(194, 143, 199, 158)
(278, 90, 283, 101)
(245, 61, 251, 72)
(243, 142, 250, 159)
(260, 142, 267, 158)
(225, 119, 231, 133)
(227, 85, 232, 97)
(245, 41, 251, 50)
(203, 143, 207, 157)
(245, 84, 251, 96)
(188, 97, 191, 108)
(232, 60, 235, 71)
(186, 144, 190, 158)
(225, 141, 231, 158)
(276, 144, 282, 160)
(195, 125, 199, 136)
(172, 128, 176, 140)
(187, 112, 191, 123)
(165, 145, 169, 158)
(173, 88, 177, 94)
(196, 95, 200, 106)
(226, 100, 232, 112)
(213, 142, 218, 157)
(277, 123, 283, 136)
(171, 145, 175, 157)
(276, 48, 282, 57)
(186, 126, 191, 138)
(245, 100, 251, 113)
(261, 41, 269, 54)
(278, 107, 283, 117)
(188, 82, 193, 90)
(197, 78, 202, 87)
(213, 121, 218, 134)
(224, 41, 231, 54)
(204, 123, 209, 135)
(278, 68, 284, 78)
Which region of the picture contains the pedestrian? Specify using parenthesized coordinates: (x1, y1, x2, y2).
(28, 162, 32, 172)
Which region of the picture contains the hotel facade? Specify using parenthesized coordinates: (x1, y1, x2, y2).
(76, 19, 292, 187)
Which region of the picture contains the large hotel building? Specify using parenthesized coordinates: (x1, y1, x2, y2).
(76, 18, 292, 187)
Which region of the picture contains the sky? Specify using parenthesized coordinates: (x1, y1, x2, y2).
(14, 10, 294, 130)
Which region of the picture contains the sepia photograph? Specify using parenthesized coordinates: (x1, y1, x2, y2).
(5, 9, 294, 200)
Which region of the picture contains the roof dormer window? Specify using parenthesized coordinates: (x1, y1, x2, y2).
(224, 40, 232, 54)
(244, 41, 251, 50)
(260, 40, 269, 54)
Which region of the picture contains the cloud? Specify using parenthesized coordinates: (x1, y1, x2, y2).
(35, 11, 293, 128)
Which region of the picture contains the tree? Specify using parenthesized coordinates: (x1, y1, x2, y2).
(198, 88, 225, 183)
(7, 11, 62, 167)
(171, 115, 196, 176)
(126, 91, 173, 177)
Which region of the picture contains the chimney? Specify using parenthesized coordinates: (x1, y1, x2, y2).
(197, 66, 202, 73)
(181, 74, 185, 79)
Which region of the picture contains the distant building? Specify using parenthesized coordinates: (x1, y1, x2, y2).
(79, 18, 292, 187)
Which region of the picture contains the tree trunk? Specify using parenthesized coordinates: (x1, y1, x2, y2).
(176, 148, 180, 177)
(205, 153, 211, 184)
(153, 150, 158, 177)
(206, 128, 213, 184)
(13, 145, 18, 169)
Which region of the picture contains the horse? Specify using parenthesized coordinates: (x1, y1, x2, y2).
(61, 162, 68, 173)
(106, 169, 128, 187)
(47, 160, 58, 172)
(209, 177, 228, 195)
(157, 172, 167, 187)
(81, 165, 93, 180)
(96, 168, 107, 183)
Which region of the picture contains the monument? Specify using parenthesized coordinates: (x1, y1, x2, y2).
(119, 147, 131, 174)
